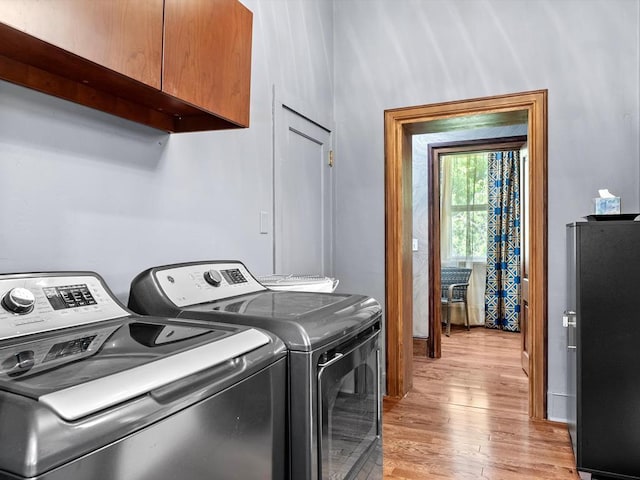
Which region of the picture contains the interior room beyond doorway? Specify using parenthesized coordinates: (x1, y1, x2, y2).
(412, 130, 528, 344)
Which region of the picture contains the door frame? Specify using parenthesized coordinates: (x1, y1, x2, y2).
(384, 90, 547, 419)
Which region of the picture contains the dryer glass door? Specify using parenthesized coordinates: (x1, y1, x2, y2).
(317, 329, 380, 479)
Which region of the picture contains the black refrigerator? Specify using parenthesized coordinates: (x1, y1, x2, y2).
(566, 218, 640, 480)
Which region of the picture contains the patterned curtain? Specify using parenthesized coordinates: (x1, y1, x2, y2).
(484, 151, 521, 332)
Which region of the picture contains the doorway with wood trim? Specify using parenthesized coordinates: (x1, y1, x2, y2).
(384, 90, 547, 419)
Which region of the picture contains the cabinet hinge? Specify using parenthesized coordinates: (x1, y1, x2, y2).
(328, 150, 334, 168)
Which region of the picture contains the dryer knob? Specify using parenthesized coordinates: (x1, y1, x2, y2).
(203, 270, 222, 287)
(2, 288, 35, 314)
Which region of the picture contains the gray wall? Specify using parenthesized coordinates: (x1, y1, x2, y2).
(334, 0, 640, 421)
(412, 134, 430, 338)
(0, 0, 334, 302)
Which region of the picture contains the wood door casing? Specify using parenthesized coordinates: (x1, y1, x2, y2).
(521, 279, 531, 375)
(163, 0, 253, 127)
(428, 145, 442, 359)
(520, 144, 531, 376)
(384, 90, 548, 420)
(0, 0, 163, 88)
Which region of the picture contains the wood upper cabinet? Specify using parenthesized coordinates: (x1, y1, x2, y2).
(0, 0, 252, 132)
(163, 0, 253, 127)
(0, 0, 163, 89)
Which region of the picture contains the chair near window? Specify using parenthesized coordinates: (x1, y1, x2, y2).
(441, 267, 472, 336)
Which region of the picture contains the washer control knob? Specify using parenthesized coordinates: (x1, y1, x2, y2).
(203, 270, 222, 287)
(2, 288, 36, 314)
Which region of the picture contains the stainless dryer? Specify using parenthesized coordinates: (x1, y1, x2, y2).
(0, 271, 286, 480)
(129, 260, 383, 480)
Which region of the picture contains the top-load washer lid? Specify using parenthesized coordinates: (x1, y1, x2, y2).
(0, 318, 269, 420)
(128, 261, 382, 352)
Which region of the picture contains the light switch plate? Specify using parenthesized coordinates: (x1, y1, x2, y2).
(260, 211, 269, 234)
(412, 238, 418, 251)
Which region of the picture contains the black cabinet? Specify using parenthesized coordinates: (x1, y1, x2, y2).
(566, 219, 640, 480)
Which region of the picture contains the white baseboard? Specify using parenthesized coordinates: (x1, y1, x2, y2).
(547, 391, 568, 423)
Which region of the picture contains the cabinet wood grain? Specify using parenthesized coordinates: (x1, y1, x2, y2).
(0, 0, 163, 89)
(163, 0, 253, 127)
(0, 0, 253, 132)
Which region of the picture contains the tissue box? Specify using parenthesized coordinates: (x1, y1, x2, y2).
(594, 197, 621, 214)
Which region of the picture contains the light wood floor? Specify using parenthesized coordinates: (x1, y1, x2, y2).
(382, 326, 579, 479)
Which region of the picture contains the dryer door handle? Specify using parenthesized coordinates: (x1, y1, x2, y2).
(318, 352, 344, 368)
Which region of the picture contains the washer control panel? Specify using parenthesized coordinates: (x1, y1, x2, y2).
(155, 262, 267, 307)
(0, 274, 128, 340)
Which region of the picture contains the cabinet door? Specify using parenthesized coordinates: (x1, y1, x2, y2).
(163, 0, 253, 127)
(0, 0, 163, 88)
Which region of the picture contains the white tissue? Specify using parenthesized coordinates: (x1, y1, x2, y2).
(598, 189, 615, 198)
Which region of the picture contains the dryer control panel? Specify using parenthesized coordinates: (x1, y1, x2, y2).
(154, 262, 267, 307)
(0, 274, 129, 340)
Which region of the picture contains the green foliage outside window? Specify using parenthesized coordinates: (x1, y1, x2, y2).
(442, 152, 488, 260)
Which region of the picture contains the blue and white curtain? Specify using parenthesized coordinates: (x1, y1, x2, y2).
(484, 151, 521, 332)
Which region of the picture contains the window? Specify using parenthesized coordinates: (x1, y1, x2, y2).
(440, 152, 488, 262)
